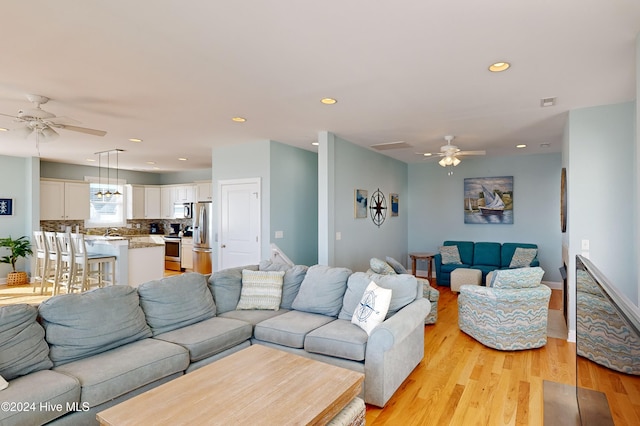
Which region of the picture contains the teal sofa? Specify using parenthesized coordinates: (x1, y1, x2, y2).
(434, 241, 539, 286)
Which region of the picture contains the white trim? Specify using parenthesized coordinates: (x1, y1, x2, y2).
(542, 280, 563, 290)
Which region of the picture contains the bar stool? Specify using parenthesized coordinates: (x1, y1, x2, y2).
(55, 232, 83, 294)
(32, 231, 51, 295)
(70, 233, 117, 291)
(43, 231, 63, 295)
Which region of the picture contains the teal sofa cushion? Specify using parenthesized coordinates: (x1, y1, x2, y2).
(39, 286, 152, 366)
(138, 272, 216, 336)
(473, 242, 501, 267)
(0, 304, 53, 380)
(258, 261, 308, 309)
(209, 264, 259, 314)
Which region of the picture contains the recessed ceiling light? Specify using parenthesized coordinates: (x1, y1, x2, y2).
(152, 167, 160, 170)
(129, 138, 143, 142)
(178, 157, 188, 161)
(311, 142, 319, 146)
(0, 127, 8, 132)
(146, 161, 156, 165)
(516, 144, 527, 148)
(488, 62, 511, 72)
(320, 98, 337, 105)
(232, 117, 246, 123)
(423, 153, 432, 157)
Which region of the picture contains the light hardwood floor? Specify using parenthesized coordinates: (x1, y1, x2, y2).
(1, 282, 638, 425)
(365, 285, 640, 426)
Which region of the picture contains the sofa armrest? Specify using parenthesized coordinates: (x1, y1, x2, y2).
(368, 298, 430, 352)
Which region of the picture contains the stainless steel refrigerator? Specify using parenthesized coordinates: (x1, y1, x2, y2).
(192, 201, 213, 274)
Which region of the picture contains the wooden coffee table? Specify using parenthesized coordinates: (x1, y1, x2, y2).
(96, 344, 364, 425)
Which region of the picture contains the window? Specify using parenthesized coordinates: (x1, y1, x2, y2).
(85, 177, 126, 228)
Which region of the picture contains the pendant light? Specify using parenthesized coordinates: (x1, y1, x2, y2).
(96, 152, 103, 199)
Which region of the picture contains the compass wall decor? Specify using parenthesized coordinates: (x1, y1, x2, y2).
(369, 189, 387, 227)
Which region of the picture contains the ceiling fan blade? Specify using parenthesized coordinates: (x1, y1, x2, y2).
(0, 112, 19, 119)
(59, 124, 107, 136)
(457, 150, 486, 156)
(47, 116, 81, 126)
(13, 125, 34, 138)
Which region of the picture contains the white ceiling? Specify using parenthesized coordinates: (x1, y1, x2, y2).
(1, 1, 639, 172)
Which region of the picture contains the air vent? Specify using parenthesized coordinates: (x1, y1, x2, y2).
(370, 141, 412, 151)
(540, 97, 557, 107)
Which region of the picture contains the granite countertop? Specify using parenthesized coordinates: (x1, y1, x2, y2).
(129, 241, 164, 249)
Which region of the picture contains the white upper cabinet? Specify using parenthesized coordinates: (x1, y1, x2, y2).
(161, 186, 175, 219)
(196, 181, 212, 202)
(175, 185, 195, 203)
(40, 180, 90, 220)
(126, 185, 146, 219)
(144, 186, 162, 219)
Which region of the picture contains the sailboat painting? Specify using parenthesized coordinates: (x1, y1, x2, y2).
(464, 176, 513, 224)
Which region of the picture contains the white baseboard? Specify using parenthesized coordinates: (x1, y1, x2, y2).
(543, 280, 563, 290)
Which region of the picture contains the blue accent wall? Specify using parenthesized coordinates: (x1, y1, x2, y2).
(408, 152, 563, 282)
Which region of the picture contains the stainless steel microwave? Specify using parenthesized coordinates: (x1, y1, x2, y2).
(173, 202, 192, 219)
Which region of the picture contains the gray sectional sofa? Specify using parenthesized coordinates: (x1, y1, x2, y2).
(0, 261, 430, 425)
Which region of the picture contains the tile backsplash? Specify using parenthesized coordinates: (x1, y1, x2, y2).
(39, 219, 193, 236)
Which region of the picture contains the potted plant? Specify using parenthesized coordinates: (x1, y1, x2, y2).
(0, 235, 33, 285)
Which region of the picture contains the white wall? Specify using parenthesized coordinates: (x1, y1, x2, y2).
(408, 152, 563, 282)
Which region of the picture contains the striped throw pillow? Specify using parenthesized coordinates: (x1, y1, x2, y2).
(237, 270, 286, 311)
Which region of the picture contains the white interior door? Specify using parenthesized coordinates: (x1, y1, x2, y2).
(218, 178, 261, 269)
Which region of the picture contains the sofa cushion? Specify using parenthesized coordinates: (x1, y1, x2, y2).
(259, 261, 309, 309)
(509, 247, 538, 268)
(219, 309, 289, 327)
(209, 264, 259, 314)
(0, 370, 80, 426)
(237, 269, 285, 310)
(53, 338, 189, 407)
(501, 243, 538, 268)
(291, 265, 352, 317)
(351, 281, 392, 335)
(0, 304, 53, 381)
(138, 272, 216, 336)
(385, 256, 408, 274)
(154, 317, 252, 362)
(305, 319, 368, 361)
(339, 272, 418, 320)
(369, 258, 396, 275)
(439, 245, 462, 265)
(489, 267, 545, 289)
(39, 285, 152, 366)
(253, 310, 335, 348)
(473, 242, 501, 267)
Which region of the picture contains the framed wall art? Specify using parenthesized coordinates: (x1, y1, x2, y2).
(354, 189, 368, 218)
(463, 176, 513, 224)
(390, 193, 399, 217)
(0, 198, 13, 216)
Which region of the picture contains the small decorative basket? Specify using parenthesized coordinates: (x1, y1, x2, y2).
(7, 271, 28, 286)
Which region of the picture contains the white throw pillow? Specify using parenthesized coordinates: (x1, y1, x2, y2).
(351, 281, 392, 335)
(0, 374, 8, 391)
(237, 269, 285, 311)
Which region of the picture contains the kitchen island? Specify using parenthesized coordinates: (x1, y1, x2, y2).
(84, 236, 165, 287)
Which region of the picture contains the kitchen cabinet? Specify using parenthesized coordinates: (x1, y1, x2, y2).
(181, 237, 193, 270)
(161, 186, 175, 219)
(125, 185, 145, 219)
(40, 179, 90, 220)
(175, 185, 195, 203)
(196, 181, 212, 202)
(144, 186, 162, 219)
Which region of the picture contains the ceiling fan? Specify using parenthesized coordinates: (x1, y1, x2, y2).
(0, 94, 107, 141)
(418, 135, 485, 167)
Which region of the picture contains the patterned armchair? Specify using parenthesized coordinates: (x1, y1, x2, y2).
(458, 267, 551, 350)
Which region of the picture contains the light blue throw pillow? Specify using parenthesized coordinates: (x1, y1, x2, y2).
(489, 267, 545, 289)
(385, 256, 408, 274)
(370, 258, 396, 275)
